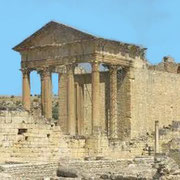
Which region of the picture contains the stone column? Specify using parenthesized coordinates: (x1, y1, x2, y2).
(91, 61, 100, 135)
(58, 73, 68, 133)
(75, 83, 84, 136)
(67, 64, 76, 135)
(155, 121, 159, 154)
(79, 84, 84, 135)
(109, 65, 118, 139)
(43, 67, 52, 119)
(22, 68, 31, 111)
(39, 71, 45, 116)
(75, 83, 80, 134)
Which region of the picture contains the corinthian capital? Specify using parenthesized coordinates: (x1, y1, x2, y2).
(66, 64, 76, 74)
(42, 67, 52, 77)
(20, 68, 31, 76)
(109, 65, 118, 73)
(91, 61, 100, 72)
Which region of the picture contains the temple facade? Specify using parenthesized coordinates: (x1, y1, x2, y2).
(13, 21, 180, 141)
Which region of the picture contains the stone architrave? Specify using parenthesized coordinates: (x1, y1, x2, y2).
(43, 67, 52, 119)
(91, 61, 101, 135)
(109, 65, 118, 139)
(67, 64, 76, 135)
(21, 68, 31, 111)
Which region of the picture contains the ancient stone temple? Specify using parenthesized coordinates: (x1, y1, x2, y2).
(13, 21, 180, 141)
(0, 21, 179, 179)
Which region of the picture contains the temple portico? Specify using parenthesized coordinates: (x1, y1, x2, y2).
(20, 62, 122, 137)
(14, 21, 145, 140)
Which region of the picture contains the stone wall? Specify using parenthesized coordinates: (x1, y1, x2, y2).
(0, 111, 69, 163)
(0, 110, 147, 163)
(130, 66, 180, 138)
(0, 110, 108, 162)
(0, 110, 179, 165)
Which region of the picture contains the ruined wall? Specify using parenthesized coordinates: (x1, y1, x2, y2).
(0, 111, 92, 163)
(0, 111, 65, 163)
(0, 110, 146, 163)
(1, 107, 178, 163)
(130, 66, 180, 138)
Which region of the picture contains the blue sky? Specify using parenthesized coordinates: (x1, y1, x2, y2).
(0, 0, 180, 95)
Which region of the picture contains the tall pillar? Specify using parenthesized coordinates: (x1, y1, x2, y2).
(58, 73, 68, 132)
(22, 68, 31, 111)
(75, 83, 80, 134)
(155, 121, 159, 154)
(44, 67, 52, 119)
(109, 65, 118, 138)
(67, 64, 76, 135)
(91, 61, 100, 135)
(39, 70, 45, 115)
(76, 83, 84, 136)
(79, 84, 84, 135)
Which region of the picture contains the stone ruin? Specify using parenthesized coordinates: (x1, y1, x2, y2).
(0, 21, 179, 179)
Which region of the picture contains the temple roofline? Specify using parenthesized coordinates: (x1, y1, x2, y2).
(12, 21, 145, 54)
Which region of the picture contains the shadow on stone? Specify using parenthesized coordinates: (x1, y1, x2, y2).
(57, 168, 78, 178)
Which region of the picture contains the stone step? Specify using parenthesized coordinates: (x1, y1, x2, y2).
(0, 163, 58, 179)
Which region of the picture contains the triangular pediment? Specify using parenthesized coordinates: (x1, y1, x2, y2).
(13, 21, 96, 51)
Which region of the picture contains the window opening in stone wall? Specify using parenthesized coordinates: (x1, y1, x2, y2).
(25, 136, 28, 141)
(18, 128, 27, 135)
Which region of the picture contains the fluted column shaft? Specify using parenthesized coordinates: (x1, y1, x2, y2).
(109, 65, 118, 138)
(22, 69, 31, 111)
(44, 68, 52, 119)
(91, 61, 100, 135)
(67, 64, 76, 135)
(76, 83, 84, 136)
(39, 71, 45, 116)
